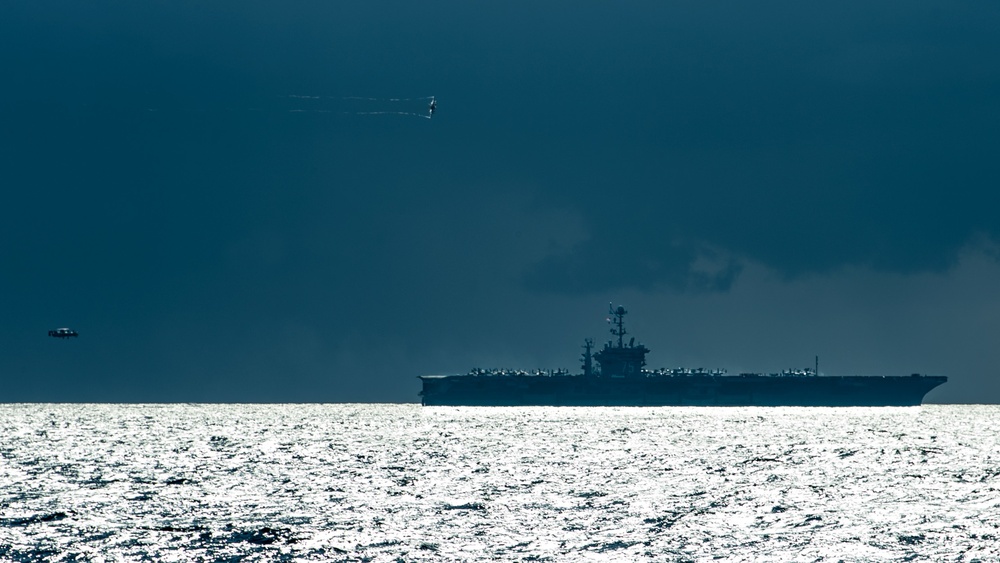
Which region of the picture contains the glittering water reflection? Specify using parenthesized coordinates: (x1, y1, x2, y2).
(1, 404, 998, 561)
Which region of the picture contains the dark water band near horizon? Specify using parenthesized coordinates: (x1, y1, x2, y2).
(1, 404, 998, 561)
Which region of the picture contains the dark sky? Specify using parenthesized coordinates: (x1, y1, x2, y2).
(2, 1, 998, 403)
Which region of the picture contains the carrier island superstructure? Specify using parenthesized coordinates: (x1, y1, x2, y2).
(418, 305, 947, 406)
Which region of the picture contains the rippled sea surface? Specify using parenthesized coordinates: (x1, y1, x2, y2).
(2, 404, 999, 562)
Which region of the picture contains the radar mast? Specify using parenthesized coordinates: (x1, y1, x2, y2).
(609, 304, 628, 348)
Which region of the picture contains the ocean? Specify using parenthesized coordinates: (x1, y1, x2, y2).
(1, 404, 997, 562)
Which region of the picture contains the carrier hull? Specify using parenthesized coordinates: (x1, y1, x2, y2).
(418, 374, 947, 407)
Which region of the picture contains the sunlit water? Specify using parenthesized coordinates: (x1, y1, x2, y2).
(1, 404, 998, 562)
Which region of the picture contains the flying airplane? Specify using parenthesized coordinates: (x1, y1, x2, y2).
(48, 328, 78, 339)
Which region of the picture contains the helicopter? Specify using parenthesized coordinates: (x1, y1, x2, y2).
(48, 328, 79, 339)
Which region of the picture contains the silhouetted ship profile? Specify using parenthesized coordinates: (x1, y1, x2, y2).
(419, 305, 947, 407)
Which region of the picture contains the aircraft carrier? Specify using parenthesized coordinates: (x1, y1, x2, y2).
(418, 305, 947, 407)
